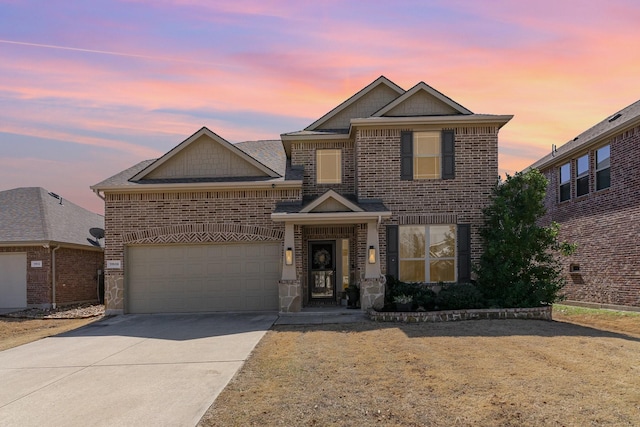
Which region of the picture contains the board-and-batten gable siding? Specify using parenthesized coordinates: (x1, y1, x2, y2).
(144, 135, 269, 179)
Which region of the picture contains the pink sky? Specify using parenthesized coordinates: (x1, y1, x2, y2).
(1, 0, 639, 214)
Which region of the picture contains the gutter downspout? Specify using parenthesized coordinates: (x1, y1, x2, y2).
(52, 245, 60, 309)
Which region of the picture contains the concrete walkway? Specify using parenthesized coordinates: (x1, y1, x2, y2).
(275, 306, 368, 325)
(0, 312, 277, 427)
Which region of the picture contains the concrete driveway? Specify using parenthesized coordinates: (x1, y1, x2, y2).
(0, 312, 277, 426)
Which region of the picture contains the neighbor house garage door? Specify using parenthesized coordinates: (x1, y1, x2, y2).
(0, 253, 27, 309)
(126, 243, 280, 313)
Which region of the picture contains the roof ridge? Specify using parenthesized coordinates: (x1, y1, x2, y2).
(36, 188, 51, 242)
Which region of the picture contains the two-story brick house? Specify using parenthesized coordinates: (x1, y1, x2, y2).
(92, 76, 512, 314)
(529, 99, 640, 309)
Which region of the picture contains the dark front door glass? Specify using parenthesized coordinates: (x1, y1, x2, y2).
(310, 242, 336, 300)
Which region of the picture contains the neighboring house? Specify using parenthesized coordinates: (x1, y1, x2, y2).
(529, 99, 640, 309)
(0, 187, 104, 309)
(92, 76, 512, 314)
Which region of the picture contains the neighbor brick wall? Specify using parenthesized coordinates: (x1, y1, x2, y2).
(355, 126, 500, 273)
(54, 248, 103, 305)
(0, 246, 102, 306)
(539, 125, 640, 307)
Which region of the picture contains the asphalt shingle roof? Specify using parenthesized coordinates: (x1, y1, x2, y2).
(0, 187, 104, 247)
(274, 195, 389, 214)
(530, 98, 640, 170)
(92, 140, 291, 188)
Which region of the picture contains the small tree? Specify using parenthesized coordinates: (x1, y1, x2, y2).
(475, 169, 575, 307)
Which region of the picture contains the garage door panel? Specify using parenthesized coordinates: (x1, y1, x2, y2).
(127, 243, 280, 313)
(0, 253, 27, 309)
(244, 262, 262, 274)
(244, 278, 262, 291)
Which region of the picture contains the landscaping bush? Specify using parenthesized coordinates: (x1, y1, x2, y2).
(384, 276, 436, 311)
(414, 287, 437, 310)
(435, 283, 487, 310)
(475, 169, 576, 308)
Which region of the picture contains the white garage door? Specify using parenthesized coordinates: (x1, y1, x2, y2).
(0, 253, 27, 309)
(127, 243, 281, 313)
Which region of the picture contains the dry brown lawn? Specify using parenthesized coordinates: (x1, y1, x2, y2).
(199, 306, 640, 426)
(0, 316, 100, 351)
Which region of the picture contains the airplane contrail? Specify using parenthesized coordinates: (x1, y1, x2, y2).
(0, 39, 218, 65)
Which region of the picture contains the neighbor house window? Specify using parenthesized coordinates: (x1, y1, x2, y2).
(316, 149, 341, 184)
(559, 162, 571, 202)
(399, 225, 456, 283)
(595, 144, 610, 190)
(413, 131, 441, 179)
(576, 154, 589, 197)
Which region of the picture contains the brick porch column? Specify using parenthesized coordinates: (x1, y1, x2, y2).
(279, 222, 301, 312)
(361, 220, 384, 310)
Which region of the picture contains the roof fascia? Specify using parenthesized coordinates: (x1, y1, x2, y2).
(94, 180, 303, 193)
(300, 190, 364, 213)
(271, 211, 392, 224)
(372, 82, 473, 117)
(0, 241, 103, 251)
(350, 114, 513, 130)
(304, 76, 404, 131)
(280, 132, 352, 157)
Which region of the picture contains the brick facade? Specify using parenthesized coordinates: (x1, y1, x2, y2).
(292, 140, 356, 198)
(355, 126, 499, 272)
(103, 188, 301, 311)
(539, 125, 640, 307)
(96, 77, 510, 313)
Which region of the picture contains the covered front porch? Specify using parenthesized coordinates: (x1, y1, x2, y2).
(271, 190, 391, 312)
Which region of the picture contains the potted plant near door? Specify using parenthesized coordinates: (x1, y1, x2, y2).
(393, 294, 413, 311)
(347, 283, 360, 309)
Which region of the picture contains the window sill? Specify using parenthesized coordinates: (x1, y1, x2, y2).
(594, 186, 611, 194)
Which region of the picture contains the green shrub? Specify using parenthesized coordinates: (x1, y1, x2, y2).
(385, 276, 436, 310)
(414, 287, 436, 310)
(475, 169, 576, 307)
(435, 283, 487, 310)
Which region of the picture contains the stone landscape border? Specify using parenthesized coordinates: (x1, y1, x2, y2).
(368, 305, 552, 322)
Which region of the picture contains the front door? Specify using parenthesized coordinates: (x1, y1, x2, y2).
(309, 241, 336, 301)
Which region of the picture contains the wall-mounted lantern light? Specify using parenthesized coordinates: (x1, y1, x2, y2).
(285, 247, 293, 265)
(368, 245, 376, 264)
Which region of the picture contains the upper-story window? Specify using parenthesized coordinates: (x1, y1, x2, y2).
(559, 162, 571, 202)
(401, 130, 455, 180)
(576, 154, 589, 197)
(413, 132, 441, 179)
(316, 149, 342, 184)
(595, 144, 611, 190)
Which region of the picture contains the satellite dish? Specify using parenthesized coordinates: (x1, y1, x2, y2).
(90, 228, 105, 239)
(87, 238, 101, 247)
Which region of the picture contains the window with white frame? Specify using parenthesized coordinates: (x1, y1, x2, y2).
(316, 149, 341, 184)
(595, 144, 610, 190)
(399, 225, 456, 283)
(576, 154, 589, 197)
(559, 162, 571, 202)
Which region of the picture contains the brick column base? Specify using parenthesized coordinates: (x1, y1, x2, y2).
(279, 279, 302, 312)
(104, 272, 124, 315)
(360, 277, 385, 311)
